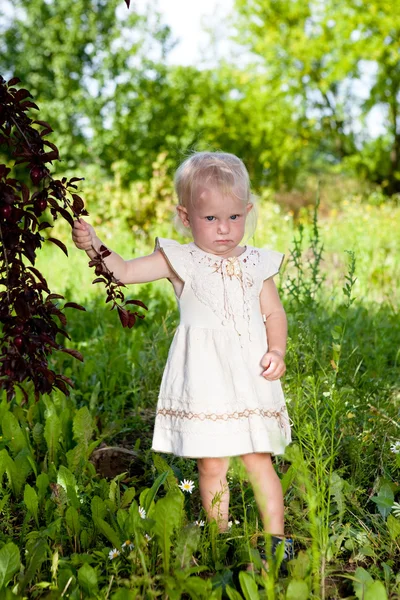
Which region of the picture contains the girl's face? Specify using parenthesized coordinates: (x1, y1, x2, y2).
(177, 186, 253, 257)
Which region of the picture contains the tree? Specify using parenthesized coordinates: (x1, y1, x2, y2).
(0, 0, 174, 178)
(233, 0, 400, 193)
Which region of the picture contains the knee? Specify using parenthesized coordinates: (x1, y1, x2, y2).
(197, 457, 229, 479)
(241, 452, 272, 474)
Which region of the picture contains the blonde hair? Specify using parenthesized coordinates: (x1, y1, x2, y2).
(174, 151, 258, 238)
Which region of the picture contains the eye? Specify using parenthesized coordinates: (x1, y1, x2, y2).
(230, 214, 240, 220)
(205, 216, 215, 221)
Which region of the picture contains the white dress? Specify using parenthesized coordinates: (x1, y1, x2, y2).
(151, 238, 291, 458)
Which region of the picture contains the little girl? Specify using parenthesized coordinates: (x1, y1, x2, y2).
(72, 151, 293, 565)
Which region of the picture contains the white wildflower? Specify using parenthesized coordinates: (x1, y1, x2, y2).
(122, 540, 134, 551)
(108, 548, 120, 560)
(179, 479, 195, 494)
(144, 534, 152, 541)
(227, 520, 240, 529)
(138, 505, 146, 519)
(195, 520, 205, 527)
(390, 441, 400, 454)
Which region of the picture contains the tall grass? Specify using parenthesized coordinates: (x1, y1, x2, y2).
(0, 193, 399, 598)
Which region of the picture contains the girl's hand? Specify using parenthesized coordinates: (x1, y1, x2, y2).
(260, 350, 286, 381)
(72, 219, 97, 251)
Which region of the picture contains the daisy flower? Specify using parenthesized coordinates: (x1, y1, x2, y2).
(108, 548, 120, 560)
(122, 540, 134, 551)
(138, 506, 147, 519)
(392, 502, 400, 518)
(179, 479, 195, 494)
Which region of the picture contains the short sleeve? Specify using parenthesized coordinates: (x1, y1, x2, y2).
(155, 237, 186, 282)
(259, 248, 284, 280)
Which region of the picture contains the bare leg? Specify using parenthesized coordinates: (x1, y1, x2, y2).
(240, 452, 284, 536)
(197, 457, 230, 531)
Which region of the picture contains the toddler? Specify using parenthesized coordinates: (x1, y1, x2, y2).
(72, 151, 293, 567)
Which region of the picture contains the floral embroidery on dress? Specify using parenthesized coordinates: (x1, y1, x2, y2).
(185, 244, 262, 338)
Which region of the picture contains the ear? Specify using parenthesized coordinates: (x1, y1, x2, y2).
(176, 205, 190, 228)
(246, 202, 253, 215)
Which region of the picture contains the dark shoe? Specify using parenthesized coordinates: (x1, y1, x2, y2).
(259, 536, 294, 576)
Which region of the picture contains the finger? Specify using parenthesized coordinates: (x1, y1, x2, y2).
(74, 221, 88, 231)
(263, 364, 286, 380)
(262, 360, 284, 377)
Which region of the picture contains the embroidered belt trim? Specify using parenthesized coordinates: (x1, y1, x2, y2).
(156, 406, 289, 430)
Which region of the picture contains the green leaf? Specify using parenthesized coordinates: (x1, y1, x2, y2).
(24, 483, 39, 526)
(1, 412, 27, 454)
(330, 471, 345, 520)
(140, 470, 169, 515)
(18, 538, 47, 594)
(44, 413, 61, 465)
(238, 571, 260, 600)
(286, 579, 309, 600)
(93, 517, 121, 549)
(281, 464, 296, 495)
(226, 585, 244, 600)
(364, 581, 388, 600)
(0, 543, 20, 590)
(111, 590, 136, 600)
(57, 465, 80, 508)
(0, 449, 13, 490)
(371, 484, 394, 518)
(153, 489, 184, 573)
(152, 453, 178, 489)
(91, 495, 107, 520)
(174, 525, 201, 569)
(120, 486, 136, 509)
(12, 450, 33, 497)
(353, 567, 374, 600)
(73, 406, 93, 446)
(387, 514, 400, 540)
(65, 506, 81, 537)
(0, 494, 10, 513)
(36, 473, 49, 504)
(290, 550, 310, 580)
(78, 563, 98, 594)
(184, 576, 213, 596)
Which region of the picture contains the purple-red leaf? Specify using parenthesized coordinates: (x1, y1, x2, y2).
(38, 221, 53, 231)
(47, 237, 68, 256)
(124, 299, 148, 310)
(64, 302, 86, 311)
(61, 348, 84, 362)
(117, 306, 130, 328)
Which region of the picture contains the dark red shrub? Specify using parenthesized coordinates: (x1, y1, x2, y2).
(0, 75, 146, 402)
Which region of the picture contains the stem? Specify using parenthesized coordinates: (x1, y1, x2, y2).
(0, 221, 11, 305)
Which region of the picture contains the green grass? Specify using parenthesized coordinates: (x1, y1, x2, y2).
(0, 198, 399, 598)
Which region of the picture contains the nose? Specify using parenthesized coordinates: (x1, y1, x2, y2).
(217, 219, 230, 235)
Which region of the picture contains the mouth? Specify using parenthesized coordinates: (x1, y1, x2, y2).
(215, 240, 230, 243)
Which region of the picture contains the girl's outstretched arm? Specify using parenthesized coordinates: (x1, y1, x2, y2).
(72, 219, 174, 284)
(259, 279, 287, 380)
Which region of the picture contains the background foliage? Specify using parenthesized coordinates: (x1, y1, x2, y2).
(1, 0, 400, 193)
(0, 0, 399, 597)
